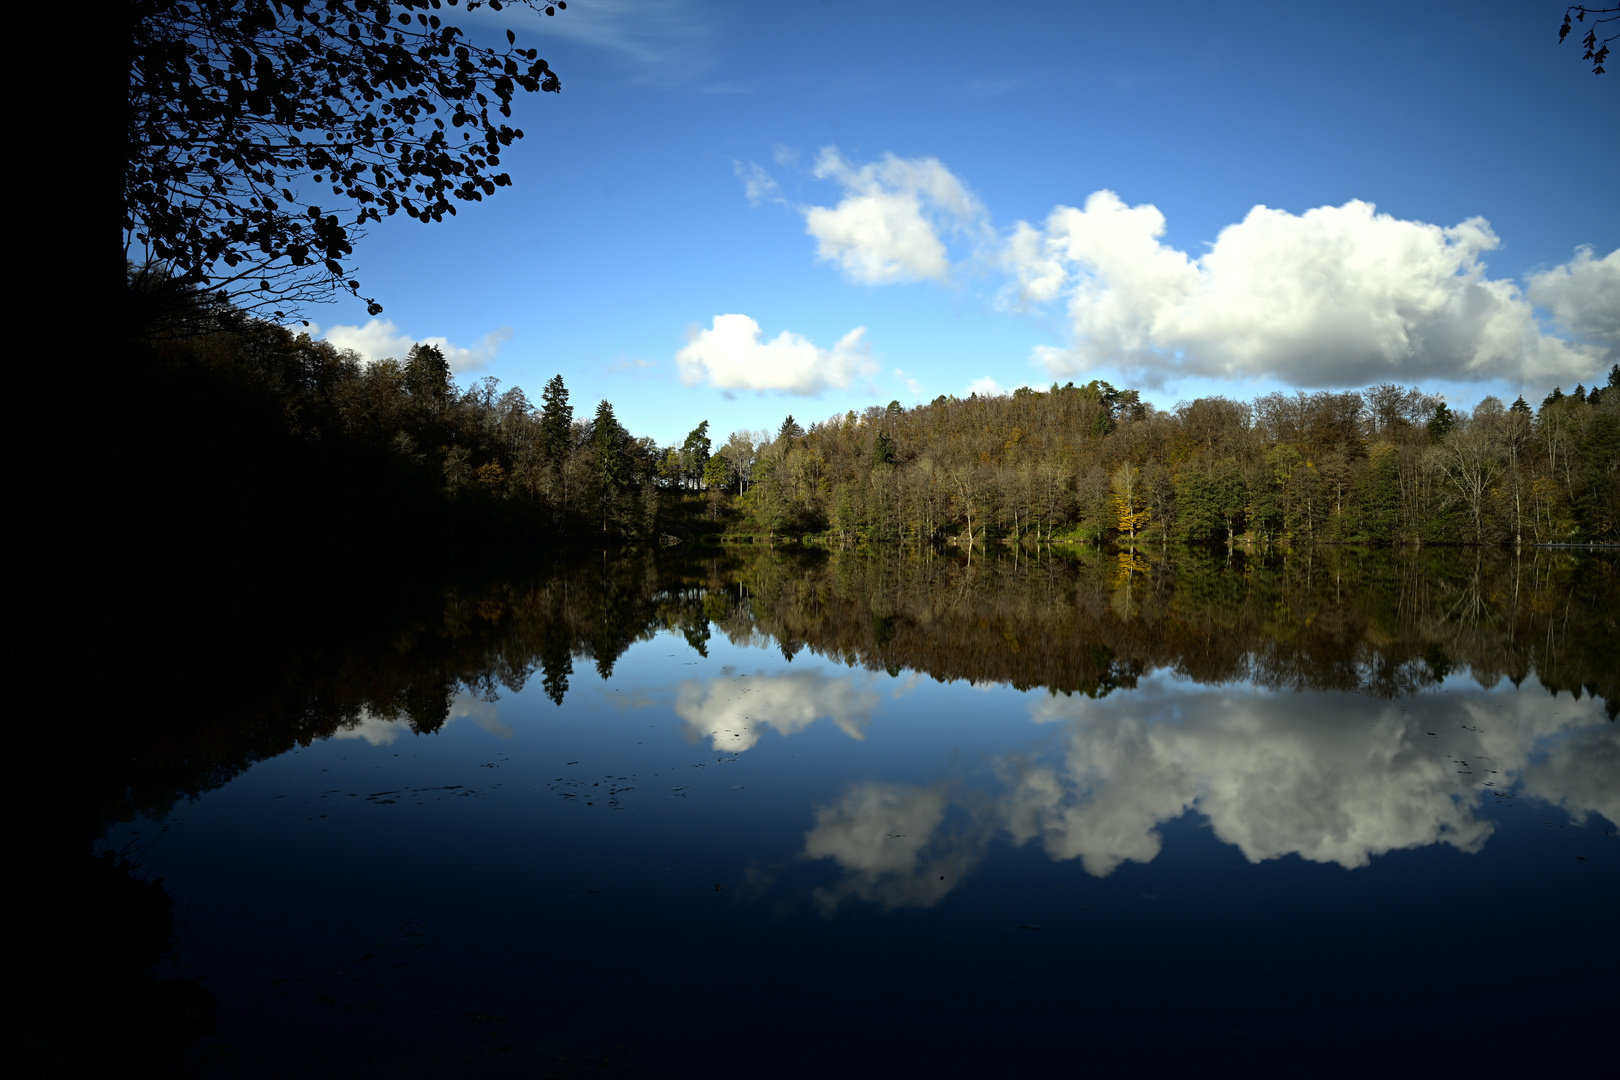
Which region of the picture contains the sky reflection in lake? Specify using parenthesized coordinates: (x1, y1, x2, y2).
(101, 551, 1617, 1076)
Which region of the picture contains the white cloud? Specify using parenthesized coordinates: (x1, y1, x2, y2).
(1005, 192, 1611, 387)
(1527, 245, 1620, 352)
(779, 146, 1614, 389)
(676, 314, 877, 396)
(308, 319, 511, 375)
(1002, 221, 1067, 308)
(802, 148, 988, 285)
(733, 160, 781, 207)
(893, 368, 925, 398)
(524, 0, 714, 85)
(675, 669, 878, 752)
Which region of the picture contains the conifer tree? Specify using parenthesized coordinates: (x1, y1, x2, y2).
(683, 421, 712, 489)
(591, 399, 626, 532)
(539, 374, 572, 475)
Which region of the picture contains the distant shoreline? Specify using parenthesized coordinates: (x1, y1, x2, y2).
(1531, 543, 1620, 549)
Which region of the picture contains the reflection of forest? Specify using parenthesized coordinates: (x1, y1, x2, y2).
(54, 546, 1616, 1075)
(733, 546, 1618, 711)
(94, 546, 1615, 839)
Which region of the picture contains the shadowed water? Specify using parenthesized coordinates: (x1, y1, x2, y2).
(92, 546, 1617, 1076)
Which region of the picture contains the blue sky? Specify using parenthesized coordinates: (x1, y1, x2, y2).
(303, 0, 1619, 445)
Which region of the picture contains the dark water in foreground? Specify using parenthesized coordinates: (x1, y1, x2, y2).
(97, 547, 1617, 1076)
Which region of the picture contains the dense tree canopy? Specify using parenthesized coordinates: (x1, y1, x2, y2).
(698, 372, 1619, 548)
(127, 0, 570, 318)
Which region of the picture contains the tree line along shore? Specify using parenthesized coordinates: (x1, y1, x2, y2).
(137, 296, 1619, 558)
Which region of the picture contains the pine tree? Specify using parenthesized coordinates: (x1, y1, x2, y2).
(591, 399, 626, 532)
(683, 420, 712, 489)
(539, 374, 573, 475)
(1426, 402, 1456, 443)
(872, 431, 897, 467)
(403, 343, 450, 403)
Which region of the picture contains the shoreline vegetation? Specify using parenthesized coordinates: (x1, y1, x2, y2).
(126, 283, 1618, 577)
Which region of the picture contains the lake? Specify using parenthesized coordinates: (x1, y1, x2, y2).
(95, 546, 1617, 1076)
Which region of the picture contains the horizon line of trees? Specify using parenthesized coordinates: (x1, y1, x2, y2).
(149, 286, 1618, 548)
(701, 373, 1619, 547)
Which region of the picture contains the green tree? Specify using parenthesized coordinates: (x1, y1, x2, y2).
(1429, 412, 1504, 545)
(125, 0, 573, 319)
(1426, 402, 1456, 443)
(872, 431, 897, 467)
(701, 451, 733, 492)
(1176, 463, 1243, 544)
(683, 420, 712, 489)
(539, 374, 573, 475)
(403, 342, 450, 404)
(591, 399, 626, 533)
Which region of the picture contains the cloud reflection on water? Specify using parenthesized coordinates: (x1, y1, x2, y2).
(802, 676, 1615, 910)
(331, 691, 511, 746)
(675, 669, 881, 751)
(801, 783, 981, 913)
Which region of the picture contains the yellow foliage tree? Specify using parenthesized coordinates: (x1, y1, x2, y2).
(1110, 462, 1152, 540)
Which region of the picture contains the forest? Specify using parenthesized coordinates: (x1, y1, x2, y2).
(142, 287, 1619, 556)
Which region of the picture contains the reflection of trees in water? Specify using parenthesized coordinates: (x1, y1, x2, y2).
(731, 547, 1616, 714)
(92, 545, 1615, 842)
(92, 550, 727, 838)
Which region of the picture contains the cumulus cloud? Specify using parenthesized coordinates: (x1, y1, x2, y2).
(1527, 246, 1620, 352)
(675, 669, 878, 752)
(1004, 192, 1611, 387)
(676, 313, 877, 395)
(308, 319, 512, 374)
(781, 147, 1613, 387)
(964, 376, 1008, 397)
(802, 148, 988, 285)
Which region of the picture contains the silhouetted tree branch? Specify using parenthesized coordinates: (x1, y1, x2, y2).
(128, 0, 572, 320)
(1560, 5, 1617, 73)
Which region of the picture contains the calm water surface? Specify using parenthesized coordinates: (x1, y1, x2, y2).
(103, 548, 1617, 1076)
